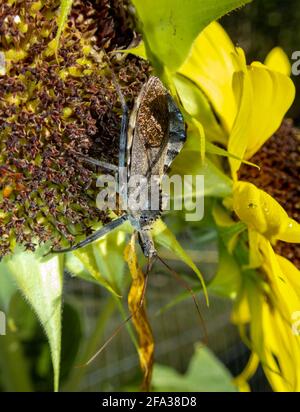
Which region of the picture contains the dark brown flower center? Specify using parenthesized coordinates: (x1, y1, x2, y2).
(0, 0, 150, 255)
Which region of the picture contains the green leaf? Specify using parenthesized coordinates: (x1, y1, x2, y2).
(152, 344, 237, 391)
(173, 74, 227, 145)
(71, 247, 121, 297)
(171, 148, 233, 198)
(155, 240, 241, 313)
(219, 221, 247, 254)
(64, 252, 99, 284)
(65, 219, 132, 296)
(115, 41, 147, 59)
(209, 240, 241, 299)
(245, 275, 266, 361)
(153, 219, 209, 305)
(169, 119, 233, 198)
(2, 245, 64, 392)
(92, 229, 128, 295)
(132, 0, 252, 72)
(206, 141, 259, 169)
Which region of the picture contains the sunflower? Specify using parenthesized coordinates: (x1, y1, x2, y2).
(174, 21, 300, 391)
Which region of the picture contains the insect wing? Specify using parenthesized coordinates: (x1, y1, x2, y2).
(127, 76, 170, 179)
(126, 77, 186, 215)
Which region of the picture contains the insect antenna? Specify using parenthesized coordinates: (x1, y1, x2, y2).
(78, 257, 155, 368)
(156, 255, 208, 344)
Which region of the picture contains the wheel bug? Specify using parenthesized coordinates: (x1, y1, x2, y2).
(50, 75, 186, 257)
(49, 73, 207, 366)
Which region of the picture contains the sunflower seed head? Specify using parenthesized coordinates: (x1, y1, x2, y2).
(0, 0, 150, 255)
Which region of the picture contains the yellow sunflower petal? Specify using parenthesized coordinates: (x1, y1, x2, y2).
(259, 237, 300, 314)
(179, 21, 237, 133)
(234, 352, 260, 392)
(261, 301, 299, 391)
(233, 233, 300, 392)
(228, 48, 253, 177)
(276, 254, 300, 297)
(244, 62, 295, 159)
(276, 218, 300, 243)
(260, 239, 300, 391)
(246, 269, 298, 391)
(228, 59, 295, 176)
(259, 245, 300, 392)
(231, 289, 251, 324)
(233, 181, 291, 241)
(265, 47, 291, 76)
(248, 228, 263, 268)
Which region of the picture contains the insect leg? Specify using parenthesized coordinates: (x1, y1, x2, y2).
(47, 215, 128, 255)
(81, 255, 153, 366)
(156, 255, 208, 344)
(80, 155, 119, 172)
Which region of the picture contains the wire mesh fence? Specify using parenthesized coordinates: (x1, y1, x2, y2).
(64, 243, 270, 392)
